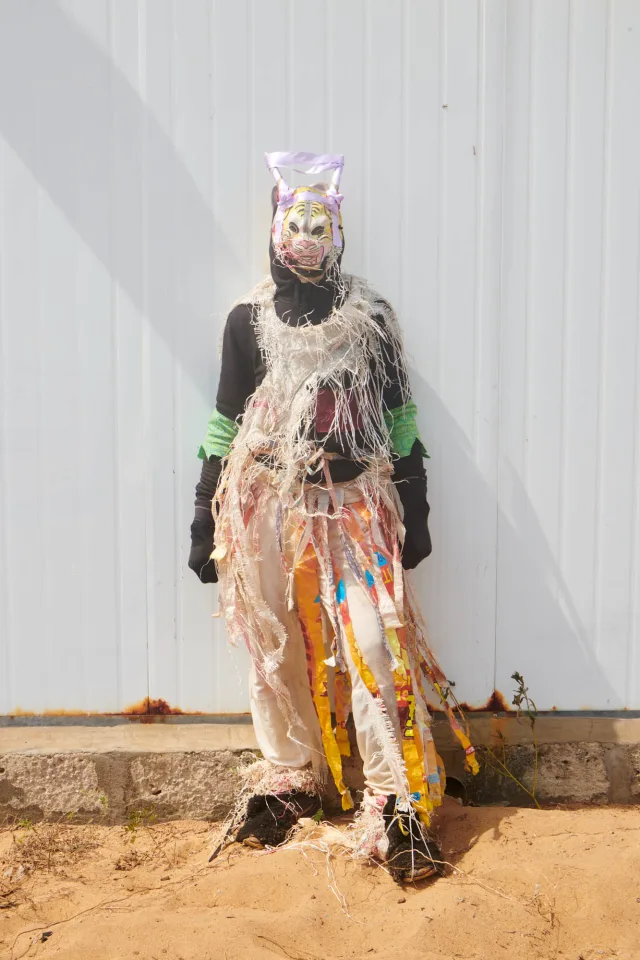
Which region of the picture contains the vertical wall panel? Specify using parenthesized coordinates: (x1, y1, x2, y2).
(1, 1, 640, 715)
(401, 0, 446, 673)
(207, 0, 255, 711)
(290, 1, 329, 155)
(400, 0, 442, 389)
(525, 0, 570, 550)
(0, 140, 7, 714)
(595, 0, 640, 704)
(496, 0, 591, 708)
(171, 0, 215, 712)
(496, 0, 640, 709)
(39, 179, 82, 711)
(463, 0, 505, 700)
(367, 0, 403, 305)
(142, 0, 181, 709)
(327, 0, 365, 274)
(249, 0, 289, 276)
(557, 0, 609, 698)
(0, 147, 43, 714)
(109, 0, 152, 710)
(428, 0, 499, 704)
(72, 0, 121, 712)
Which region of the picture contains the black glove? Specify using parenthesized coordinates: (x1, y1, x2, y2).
(189, 515, 218, 583)
(188, 456, 222, 584)
(400, 502, 432, 569)
(392, 440, 432, 570)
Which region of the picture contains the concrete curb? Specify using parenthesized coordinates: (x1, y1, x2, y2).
(1, 717, 639, 822)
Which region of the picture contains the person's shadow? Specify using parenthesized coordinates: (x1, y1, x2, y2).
(408, 373, 621, 713)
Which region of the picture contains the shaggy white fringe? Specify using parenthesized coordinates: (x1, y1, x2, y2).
(230, 271, 411, 497)
(214, 275, 414, 777)
(349, 790, 389, 860)
(240, 758, 321, 798)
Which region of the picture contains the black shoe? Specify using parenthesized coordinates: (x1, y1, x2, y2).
(235, 792, 321, 849)
(383, 795, 444, 883)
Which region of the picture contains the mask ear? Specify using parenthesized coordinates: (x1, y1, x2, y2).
(271, 185, 278, 215)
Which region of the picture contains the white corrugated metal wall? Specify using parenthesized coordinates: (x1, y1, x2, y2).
(1, 0, 639, 715)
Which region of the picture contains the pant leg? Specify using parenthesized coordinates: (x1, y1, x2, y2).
(248, 493, 323, 770)
(326, 518, 403, 796)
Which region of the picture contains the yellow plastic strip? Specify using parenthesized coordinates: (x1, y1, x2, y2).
(340, 508, 434, 821)
(334, 557, 432, 824)
(334, 670, 352, 758)
(295, 545, 353, 811)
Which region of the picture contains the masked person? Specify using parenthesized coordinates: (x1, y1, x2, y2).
(189, 152, 477, 883)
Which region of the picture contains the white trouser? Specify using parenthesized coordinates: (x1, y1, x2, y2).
(249, 490, 403, 796)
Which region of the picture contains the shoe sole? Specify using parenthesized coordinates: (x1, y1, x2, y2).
(241, 836, 264, 849)
(405, 864, 439, 881)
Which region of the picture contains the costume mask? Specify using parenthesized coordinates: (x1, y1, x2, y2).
(265, 151, 344, 282)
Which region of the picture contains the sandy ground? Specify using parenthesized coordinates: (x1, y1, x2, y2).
(1, 800, 639, 960)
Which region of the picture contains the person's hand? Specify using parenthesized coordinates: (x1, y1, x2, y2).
(401, 508, 432, 570)
(188, 515, 218, 584)
(391, 439, 432, 571)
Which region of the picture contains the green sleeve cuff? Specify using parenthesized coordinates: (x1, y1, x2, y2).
(384, 401, 429, 459)
(197, 408, 239, 460)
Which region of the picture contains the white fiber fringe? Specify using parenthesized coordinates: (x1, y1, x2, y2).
(214, 274, 413, 758)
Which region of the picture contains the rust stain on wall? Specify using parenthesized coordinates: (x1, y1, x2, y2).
(123, 698, 190, 716)
(43, 709, 92, 717)
(7, 707, 91, 718)
(7, 699, 203, 718)
(457, 689, 511, 714)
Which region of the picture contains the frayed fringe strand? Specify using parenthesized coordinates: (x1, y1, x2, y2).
(349, 791, 389, 861)
(241, 758, 322, 797)
(229, 272, 411, 489)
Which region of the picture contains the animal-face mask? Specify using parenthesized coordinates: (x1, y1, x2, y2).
(265, 152, 344, 282)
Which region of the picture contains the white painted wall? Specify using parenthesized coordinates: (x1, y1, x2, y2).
(1, 0, 639, 715)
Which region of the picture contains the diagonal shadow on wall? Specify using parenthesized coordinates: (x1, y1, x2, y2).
(411, 375, 621, 711)
(0, 0, 239, 400)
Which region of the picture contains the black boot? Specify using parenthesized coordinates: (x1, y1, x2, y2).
(235, 792, 321, 849)
(383, 795, 444, 883)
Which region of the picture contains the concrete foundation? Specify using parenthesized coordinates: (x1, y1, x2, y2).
(1, 716, 639, 823)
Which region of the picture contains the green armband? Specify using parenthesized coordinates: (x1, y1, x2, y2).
(384, 401, 429, 459)
(197, 408, 239, 460)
